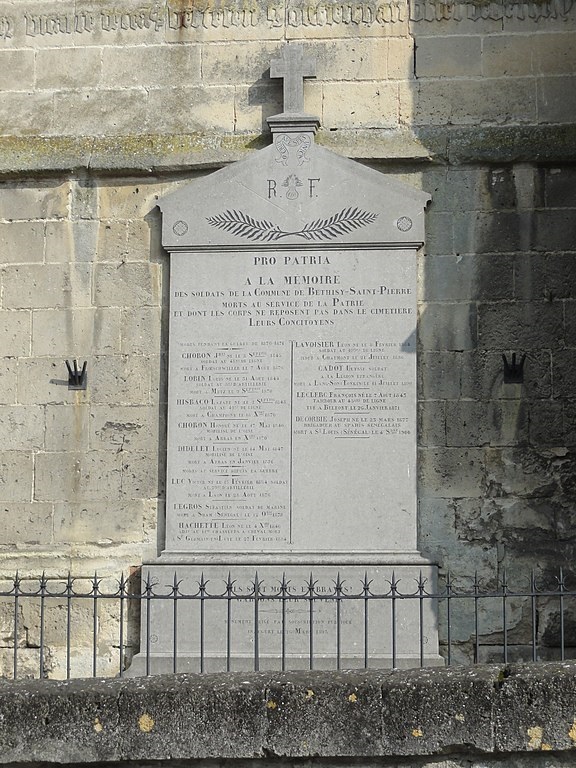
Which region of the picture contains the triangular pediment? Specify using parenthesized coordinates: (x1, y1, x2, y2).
(159, 139, 430, 251)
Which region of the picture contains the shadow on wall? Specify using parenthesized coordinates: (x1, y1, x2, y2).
(404, 3, 576, 661)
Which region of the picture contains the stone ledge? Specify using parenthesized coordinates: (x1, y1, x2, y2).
(1, 663, 576, 764)
(0, 125, 575, 177)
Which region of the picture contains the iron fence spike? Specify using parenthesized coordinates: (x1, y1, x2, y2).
(6, 567, 573, 676)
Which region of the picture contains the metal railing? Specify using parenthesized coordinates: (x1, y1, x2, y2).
(0, 569, 574, 679)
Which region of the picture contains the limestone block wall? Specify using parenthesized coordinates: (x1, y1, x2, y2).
(0, 0, 574, 141)
(0, 0, 575, 671)
(418, 165, 576, 574)
(0, 177, 166, 575)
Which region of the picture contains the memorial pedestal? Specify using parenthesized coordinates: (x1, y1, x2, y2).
(127, 555, 442, 675)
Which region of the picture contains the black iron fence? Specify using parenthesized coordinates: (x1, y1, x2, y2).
(0, 569, 574, 679)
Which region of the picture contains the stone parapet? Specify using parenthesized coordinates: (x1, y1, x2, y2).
(2, 663, 576, 764)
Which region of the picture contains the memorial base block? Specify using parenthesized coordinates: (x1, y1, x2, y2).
(127, 557, 444, 675)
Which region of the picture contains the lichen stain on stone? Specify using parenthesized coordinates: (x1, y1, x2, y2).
(527, 725, 543, 749)
(0, 133, 260, 177)
(93, 717, 103, 733)
(266, 700, 277, 709)
(138, 713, 155, 732)
(541, 743, 552, 751)
(347, 693, 358, 703)
(412, 728, 424, 737)
(98, 421, 142, 444)
(569, 719, 576, 742)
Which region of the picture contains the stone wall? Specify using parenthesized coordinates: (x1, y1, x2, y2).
(0, 0, 575, 164)
(0, 0, 575, 670)
(3, 664, 576, 765)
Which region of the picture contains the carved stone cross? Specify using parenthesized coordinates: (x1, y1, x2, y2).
(270, 44, 316, 114)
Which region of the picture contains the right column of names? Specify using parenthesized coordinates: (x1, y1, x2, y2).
(293, 340, 411, 440)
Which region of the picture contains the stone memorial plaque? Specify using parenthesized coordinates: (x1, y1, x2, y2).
(166, 248, 417, 554)
(128, 45, 440, 674)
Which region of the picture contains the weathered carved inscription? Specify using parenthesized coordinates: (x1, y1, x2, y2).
(0, 0, 572, 40)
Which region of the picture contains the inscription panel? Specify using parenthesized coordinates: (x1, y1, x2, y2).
(0, 0, 571, 42)
(140, 563, 440, 672)
(166, 248, 417, 554)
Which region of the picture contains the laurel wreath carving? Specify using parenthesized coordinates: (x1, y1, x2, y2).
(206, 207, 378, 242)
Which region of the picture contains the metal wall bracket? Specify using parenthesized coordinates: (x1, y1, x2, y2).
(66, 360, 87, 390)
(502, 353, 526, 384)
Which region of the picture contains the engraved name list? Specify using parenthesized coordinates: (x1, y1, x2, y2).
(166, 246, 416, 555)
